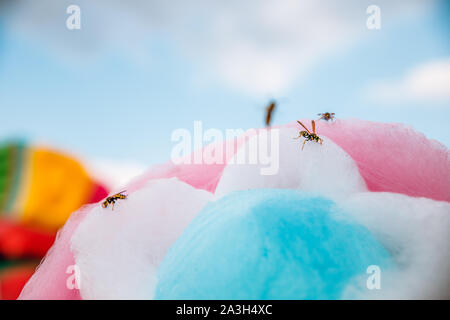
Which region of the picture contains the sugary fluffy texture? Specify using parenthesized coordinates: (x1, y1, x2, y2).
(16, 153, 227, 299)
(18, 120, 450, 300)
(70, 178, 213, 299)
(18, 206, 90, 300)
(339, 192, 450, 299)
(156, 190, 450, 300)
(215, 127, 367, 199)
(127, 136, 251, 194)
(155, 190, 393, 299)
(289, 119, 450, 202)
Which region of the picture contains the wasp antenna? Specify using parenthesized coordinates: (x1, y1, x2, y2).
(297, 121, 311, 134)
(312, 120, 316, 134)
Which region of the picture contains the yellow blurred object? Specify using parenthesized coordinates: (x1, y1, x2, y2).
(19, 148, 94, 232)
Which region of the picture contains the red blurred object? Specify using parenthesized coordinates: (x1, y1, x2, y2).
(0, 264, 36, 300)
(0, 219, 56, 259)
(89, 183, 109, 203)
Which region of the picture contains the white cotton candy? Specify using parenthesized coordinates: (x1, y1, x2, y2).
(70, 178, 213, 299)
(339, 192, 450, 299)
(215, 127, 367, 199)
(214, 127, 450, 299)
(68, 127, 449, 300)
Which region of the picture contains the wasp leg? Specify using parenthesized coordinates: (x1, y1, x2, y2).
(302, 140, 306, 150)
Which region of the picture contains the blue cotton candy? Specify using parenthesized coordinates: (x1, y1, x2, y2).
(155, 189, 393, 299)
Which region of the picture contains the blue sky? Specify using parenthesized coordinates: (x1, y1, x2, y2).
(0, 1, 449, 166)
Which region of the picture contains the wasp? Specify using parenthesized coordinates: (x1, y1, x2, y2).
(265, 100, 276, 127)
(317, 112, 335, 121)
(102, 191, 127, 210)
(294, 120, 323, 150)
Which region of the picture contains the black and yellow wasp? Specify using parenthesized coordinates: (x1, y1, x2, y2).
(102, 190, 127, 210)
(294, 120, 323, 150)
(317, 112, 335, 121)
(265, 100, 276, 127)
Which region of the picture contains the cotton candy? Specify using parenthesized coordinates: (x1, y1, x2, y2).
(17, 148, 230, 299)
(18, 119, 450, 300)
(289, 119, 450, 202)
(18, 206, 89, 300)
(0, 141, 109, 300)
(215, 127, 367, 199)
(155, 189, 393, 299)
(71, 178, 213, 299)
(127, 135, 251, 194)
(339, 192, 450, 299)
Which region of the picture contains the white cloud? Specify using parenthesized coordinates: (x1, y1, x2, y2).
(3, 0, 433, 96)
(365, 58, 450, 104)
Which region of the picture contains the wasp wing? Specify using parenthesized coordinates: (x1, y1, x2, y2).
(113, 190, 127, 197)
(297, 121, 311, 134)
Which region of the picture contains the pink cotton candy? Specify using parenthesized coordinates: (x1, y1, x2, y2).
(126, 135, 251, 194)
(17, 205, 92, 300)
(17, 136, 251, 299)
(126, 162, 225, 194)
(290, 119, 450, 202)
(18, 119, 449, 300)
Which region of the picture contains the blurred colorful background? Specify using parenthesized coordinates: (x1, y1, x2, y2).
(0, 0, 449, 299)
